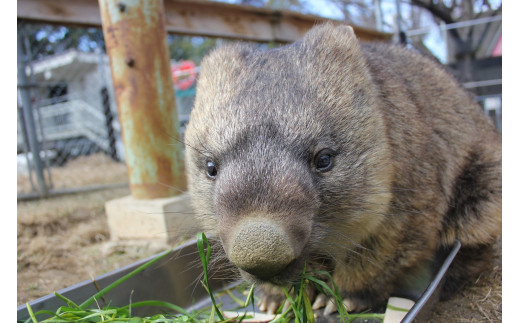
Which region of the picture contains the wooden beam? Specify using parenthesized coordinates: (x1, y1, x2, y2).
(18, 0, 104, 28)
(17, 0, 392, 42)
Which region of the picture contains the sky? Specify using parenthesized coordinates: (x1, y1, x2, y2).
(301, 0, 447, 61)
(272, 0, 502, 63)
(304, 0, 344, 20)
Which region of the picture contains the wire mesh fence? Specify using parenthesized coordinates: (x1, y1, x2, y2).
(17, 22, 124, 197)
(16, 21, 199, 198)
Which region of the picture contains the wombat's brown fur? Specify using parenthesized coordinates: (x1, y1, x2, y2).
(184, 23, 501, 314)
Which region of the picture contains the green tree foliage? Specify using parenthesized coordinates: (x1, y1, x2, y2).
(20, 23, 217, 64)
(16, 1, 377, 65)
(167, 35, 218, 64)
(20, 23, 105, 60)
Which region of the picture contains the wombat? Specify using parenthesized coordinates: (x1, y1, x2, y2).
(184, 23, 501, 315)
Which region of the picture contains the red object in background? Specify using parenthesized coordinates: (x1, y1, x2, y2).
(491, 34, 502, 57)
(171, 61, 197, 90)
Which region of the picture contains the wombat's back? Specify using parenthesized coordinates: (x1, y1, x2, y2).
(359, 41, 501, 299)
(361, 42, 501, 248)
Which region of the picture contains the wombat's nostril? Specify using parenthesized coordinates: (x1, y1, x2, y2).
(228, 218, 295, 278)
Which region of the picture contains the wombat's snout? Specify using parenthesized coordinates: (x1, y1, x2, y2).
(227, 218, 295, 279)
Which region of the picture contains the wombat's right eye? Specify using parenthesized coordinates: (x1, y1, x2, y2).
(314, 149, 334, 173)
(206, 161, 218, 179)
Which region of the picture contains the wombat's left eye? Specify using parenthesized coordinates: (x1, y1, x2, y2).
(314, 150, 334, 172)
(206, 160, 218, 179)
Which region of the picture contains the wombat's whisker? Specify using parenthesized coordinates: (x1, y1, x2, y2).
(156, 181, 188, 194)
(322, 232, 379, 258)
(169, 133, 213, 160)
(146, 211, 205, 216)
(194, 133, 212, 155)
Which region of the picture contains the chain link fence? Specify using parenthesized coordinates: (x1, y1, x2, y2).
(17, 21, 199, 198)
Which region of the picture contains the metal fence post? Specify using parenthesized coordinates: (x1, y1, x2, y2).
(97, 49, 119, 162)
(17, 29, 48, 197)
(101, 86, 118, 161)
(98, 0, 187, 199)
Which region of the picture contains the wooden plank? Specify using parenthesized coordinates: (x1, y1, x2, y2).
(18, 0, 392, 42)
(18, 0, 104, 27)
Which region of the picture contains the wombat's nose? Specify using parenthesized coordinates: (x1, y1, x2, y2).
(227, 218, 295, 278)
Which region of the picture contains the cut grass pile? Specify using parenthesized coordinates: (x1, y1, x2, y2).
(22, 233, 384, 323)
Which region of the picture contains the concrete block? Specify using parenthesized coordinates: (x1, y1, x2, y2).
(105, 193, 201, 244)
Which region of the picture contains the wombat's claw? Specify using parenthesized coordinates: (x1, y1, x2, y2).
(323, 301, 337, 316)
(321, 297, 360, 316)
(311, 293, 328, 310)
(282, 299, 291, 313)
(258, 296, 282, 315)
(312, 293, 339, 316)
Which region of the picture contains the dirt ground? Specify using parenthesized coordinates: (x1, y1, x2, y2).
(17, 155, 502, 322)
(17, 153, 130, 194)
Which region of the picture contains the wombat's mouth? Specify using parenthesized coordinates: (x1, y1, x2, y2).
(237, 254, 307, 286)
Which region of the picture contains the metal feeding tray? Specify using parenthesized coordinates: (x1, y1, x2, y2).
(17, 239, 461, 322)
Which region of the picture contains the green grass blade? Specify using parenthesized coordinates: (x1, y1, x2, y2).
(208, 304, 216, 323)
(78, 249, 174, 309)
(282, 287, 301, 323)
(301, 288, 315, 323)
(305, 273, 386, 322)
(28, 309, 62, 319)
(223, 289, 245, 308)
(305, 272, 350, 321)
(196, 232, 225, 321)
(119, 300, 194, 319)
(54, 292, 83, 310)
(244, 283, 255, 308)
(40, 318, 71, 323)
(79, 308, 117, 321)
(25, 303, 38, 323)
(196, 232, 210, 283)
(296, 282, 304, 312)
(304, 277, 336, 300)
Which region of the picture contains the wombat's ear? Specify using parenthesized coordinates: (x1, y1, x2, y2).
(199, 44, 252, 77)
(300, 23, 362, 61)
(196, 44, 253, 100)
(299, 23, 375, 110)
(299, 23, 371, 81)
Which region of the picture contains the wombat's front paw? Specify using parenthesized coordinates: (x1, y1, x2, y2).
(312, 293, 369, 316)
(257, 284, 287, 315)
(257, 283, 317, 315)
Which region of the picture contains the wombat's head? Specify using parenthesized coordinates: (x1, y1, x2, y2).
(185, 24, 394, 284)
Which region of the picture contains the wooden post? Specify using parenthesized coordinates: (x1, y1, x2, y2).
(99, 0, 186, 199)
